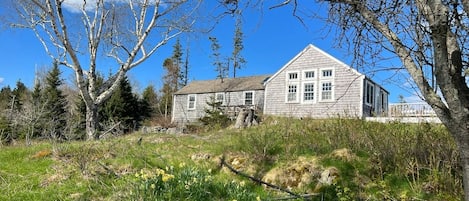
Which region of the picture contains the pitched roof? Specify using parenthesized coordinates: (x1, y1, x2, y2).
(174, 75, 271, 95)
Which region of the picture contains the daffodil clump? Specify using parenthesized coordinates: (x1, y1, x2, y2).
(131, 162, 262, 200)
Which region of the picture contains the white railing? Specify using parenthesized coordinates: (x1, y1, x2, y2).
(389, 102, 436, 117)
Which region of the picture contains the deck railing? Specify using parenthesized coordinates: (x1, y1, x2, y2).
(389, 102, 437, 117)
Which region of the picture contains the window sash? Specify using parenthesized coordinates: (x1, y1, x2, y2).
(287, 84, 298, 102)
(244, 92, 253, 105)
(303, 83, 315, 101)
(321, 82, 332, 100)
(188, 95, 196, 110)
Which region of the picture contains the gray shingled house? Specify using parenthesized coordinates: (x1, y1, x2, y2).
(172, 44, 389, 125)
(171, 75, 270, 125)
(263, 44, 389, 118)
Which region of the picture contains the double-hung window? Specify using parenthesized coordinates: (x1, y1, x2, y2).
(303, 82, 315, 102)
(321, 82, 333, 101)
(319, 68, 334, 101)
(286, 71, 299, 103)
(188, 94, 196, 110)
(215, 93, 225, 105)
(244, 91, 253, 105)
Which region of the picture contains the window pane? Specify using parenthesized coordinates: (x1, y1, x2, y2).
(188, 95, 196, 109)
(304, 83, 314, 101)
(245, 92, 253, 105)
(305, 71, 315, 79)
(322, 70, 332, 77)
(288, 85, 297, 102)
(322, 82, 332, 100)
(216, 93, 224, 103)
(288, 72, 298, 80)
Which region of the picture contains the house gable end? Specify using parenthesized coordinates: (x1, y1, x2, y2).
(264, 44, 364, 86)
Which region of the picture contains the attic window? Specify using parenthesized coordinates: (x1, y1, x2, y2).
(304, 71, 315, 79)
(288, 72, 298, 80)
(322, 69, 333, 78)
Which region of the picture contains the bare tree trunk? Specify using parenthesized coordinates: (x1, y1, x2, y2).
(85, 103, 98, 141)
(461, 144, 469, 201)
(245, 109, 254, 127)
(234, 109, 248, 129)
(449, 122, 469, 201)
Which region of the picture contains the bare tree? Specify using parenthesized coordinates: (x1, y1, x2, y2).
(8, 0, 200, 140)
(254, 0, 469, 199)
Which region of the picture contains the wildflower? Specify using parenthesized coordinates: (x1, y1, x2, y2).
(162, 174, 175, 182)
(208, 169, 212, 174)
(179, 162, 186, 168)
(256, 196, 261, 201)
(239, 181, 245, 187)
(150, 184, 156, 189)
(134, 172, 140, 178)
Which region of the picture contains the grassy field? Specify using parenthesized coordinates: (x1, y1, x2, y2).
(0, 117, 463, 200)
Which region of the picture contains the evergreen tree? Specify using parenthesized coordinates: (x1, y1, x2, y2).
(43, 63, 67, 140)
(181, 48, 190, 87)
(12, 80, 29, 111)
(29, 80, 45, 139)
(0, 86, 12, 110)
(231, 16, 246, 78)
(209, 36, 228, 82)
(102, 76, 140, 133)
(141, 85, 158, 120)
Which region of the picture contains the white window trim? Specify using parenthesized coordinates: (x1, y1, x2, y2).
(285, 83, 300, 103)
(244, 91, 254, 105)
(286, 71, 300, 81)
(302, 69, 317, 81)
(320, 68, 334, 79)
(301, 81, 316, 104)
(319, 81, 334, 102)
(187, 94, 196, 110)
(365, 80, 375, 106)
(215, 92, 225, 105)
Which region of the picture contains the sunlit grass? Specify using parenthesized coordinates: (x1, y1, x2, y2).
(0, 118, 463, 200)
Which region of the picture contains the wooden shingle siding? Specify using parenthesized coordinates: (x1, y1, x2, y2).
(172, 44, 389, 125)
(172, 90, 265, 125)
(264, 44, 367, 118)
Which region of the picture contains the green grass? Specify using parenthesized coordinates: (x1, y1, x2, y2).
(0, 118, 464, 200)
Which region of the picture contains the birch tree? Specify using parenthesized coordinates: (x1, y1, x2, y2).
(8, 0, 200, 140)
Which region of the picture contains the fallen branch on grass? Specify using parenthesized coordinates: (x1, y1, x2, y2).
(219, 155, 317, 200)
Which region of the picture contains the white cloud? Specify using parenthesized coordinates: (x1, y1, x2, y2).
(0, 77, 4, 85)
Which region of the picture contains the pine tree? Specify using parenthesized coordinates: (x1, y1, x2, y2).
(209, 36, 228, 82)
(181, 48, 190, 87)
(102, 76, 140, 133)
(231, 16, 246, 78)
(43, 62, 67, 140)
(12, 80, 29, 111)
(29, 80, 45, 139)
(141, 85, 158, 120)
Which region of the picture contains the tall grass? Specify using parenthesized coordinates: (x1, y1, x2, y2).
(232, 117, 462, 200)
(0, 117, 463, 200)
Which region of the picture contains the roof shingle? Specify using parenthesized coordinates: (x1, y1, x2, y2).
(174, 75, 271, 95)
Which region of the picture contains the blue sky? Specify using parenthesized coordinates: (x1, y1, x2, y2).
(0, 1, 419, 103)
